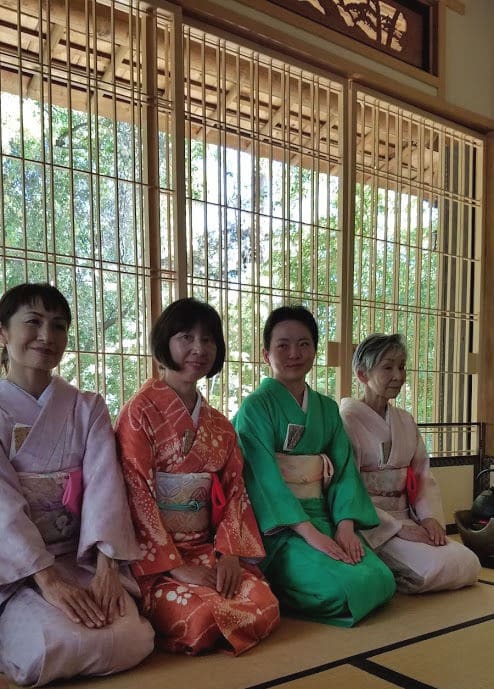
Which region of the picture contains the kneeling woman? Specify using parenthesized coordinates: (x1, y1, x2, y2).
(233, 306, 395, 626)
(340, 333, 480, 593)
(0, 283, 154, 687)
(116, 298, 280, 655)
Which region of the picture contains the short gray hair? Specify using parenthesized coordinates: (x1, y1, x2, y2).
(352, 333, 407, 376)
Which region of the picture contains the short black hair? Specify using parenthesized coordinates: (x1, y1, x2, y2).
(263, 305, 318, 350)
(0, 282, 72, 328)
(151, 298, 226, 378)
(0, 283, 72, 374)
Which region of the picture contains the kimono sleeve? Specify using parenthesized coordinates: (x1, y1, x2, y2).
(115, 397, 183, 576)
(233, 394, 308, 534)
(77, 394, 142, 563)
(324, 404, 380, 531)
(213, 425, 266, 559)
(411, 425, 445, 526)
(0, 448, 54, 601)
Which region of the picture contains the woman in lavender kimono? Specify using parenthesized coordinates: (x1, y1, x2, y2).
(340, 333, 480, 593)
(0, 283, 154, 686)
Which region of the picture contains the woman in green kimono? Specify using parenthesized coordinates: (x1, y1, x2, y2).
(233, 306, 395, 626)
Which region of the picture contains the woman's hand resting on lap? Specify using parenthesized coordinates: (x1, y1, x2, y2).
(88, 552, 126, 624)
(292, 521, 353, 563)
(33, 566, 106, 628)
(335, 520, 365, 564)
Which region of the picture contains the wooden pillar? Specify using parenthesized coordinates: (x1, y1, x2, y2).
(478, 131, 494, 452)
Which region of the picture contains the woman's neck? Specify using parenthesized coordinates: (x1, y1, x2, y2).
(275, 378, 306, 406)
(7, 366, 52, 399)
(162, 372, 198, 413)
(361, 389, 388, 419)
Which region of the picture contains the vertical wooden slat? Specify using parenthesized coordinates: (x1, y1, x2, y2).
(339, 79, 356, 398)
(141, 7, 161, 340)
(172, 6, 186, 298)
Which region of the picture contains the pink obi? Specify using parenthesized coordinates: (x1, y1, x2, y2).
(17, 468, 82, 546)
(156, 472, 226, 542)
(275, 453, 334, 499)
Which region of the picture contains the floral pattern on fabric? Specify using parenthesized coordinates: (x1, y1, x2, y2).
(116, 379, 280, 655)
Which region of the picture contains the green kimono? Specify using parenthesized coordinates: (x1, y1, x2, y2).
(233, 378, 396, 626)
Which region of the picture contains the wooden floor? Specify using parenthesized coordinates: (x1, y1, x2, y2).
(3, 565, 494, 689)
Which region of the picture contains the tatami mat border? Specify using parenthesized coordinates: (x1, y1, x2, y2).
(351, 658, 438, 689)
(245, 610, 494, 689)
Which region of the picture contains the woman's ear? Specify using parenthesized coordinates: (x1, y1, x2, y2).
(262, 347, 270, 366)
(356, 369, 368, 385)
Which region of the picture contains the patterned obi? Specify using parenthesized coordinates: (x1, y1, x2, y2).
(156, 472, 226, 541)
(360, 466, 409, 518)
(275, 453, 334, 499)
(17, 468, 82, 547)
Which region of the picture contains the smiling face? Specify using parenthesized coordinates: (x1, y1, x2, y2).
(263, 319, 316, 387)
(166, 324, 218, 386)
(0, 299, 69, 378)
(358, 347, 406, 403)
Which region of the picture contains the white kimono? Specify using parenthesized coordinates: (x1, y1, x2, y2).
(340, 398, 480, 593)
(0, 377, 154, 686)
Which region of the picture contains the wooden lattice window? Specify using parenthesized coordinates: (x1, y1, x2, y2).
(352, 89, 483, 452)
(0, 0, 178, 416)
(183, 25, 345, 416)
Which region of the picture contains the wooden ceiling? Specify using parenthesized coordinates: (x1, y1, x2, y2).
(0, 0, 445, 188)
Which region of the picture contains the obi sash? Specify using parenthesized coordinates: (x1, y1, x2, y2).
(156, 471, 226, 541)
(360, 466, 410, 519)
(275, 453, 334, 499)
(17, 467, 83, 547)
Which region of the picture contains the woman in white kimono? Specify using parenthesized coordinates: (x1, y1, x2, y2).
(340, 333, 480, 594)
(0, 283, 154, 686)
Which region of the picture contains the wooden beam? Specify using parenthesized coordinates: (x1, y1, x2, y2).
(442, 0, 466, 15)
(101, 43, 129, 83)
(27, 22, 65, 97)
(0, 0, 122, 42)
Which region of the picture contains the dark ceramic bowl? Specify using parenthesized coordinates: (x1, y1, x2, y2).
(455, 509, 494, 567)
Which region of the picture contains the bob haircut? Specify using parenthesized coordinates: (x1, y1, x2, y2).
(151, 297, 226, 378)
(263, 305, 318, 350)
(0, 282, 72, 329)
(352, 333, 407, 377)
(0, 283, 72, 374)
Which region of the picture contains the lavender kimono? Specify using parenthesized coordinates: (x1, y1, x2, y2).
(340, 398, 480, 593)
(0, 377, 154, 686)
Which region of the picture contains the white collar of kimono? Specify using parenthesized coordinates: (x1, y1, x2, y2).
(190, 392, 202, 427)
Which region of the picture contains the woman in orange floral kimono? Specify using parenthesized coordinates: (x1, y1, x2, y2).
(116, 298, 280, 655)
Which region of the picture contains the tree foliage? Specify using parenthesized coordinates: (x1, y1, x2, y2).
(1, 94, 442, 424)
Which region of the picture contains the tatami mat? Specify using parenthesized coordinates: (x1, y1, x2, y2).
(274, 664, 399, 689)
(479, 565, 494, 583)
(4, 581, 494, 689)
(371, 618, 494, 689)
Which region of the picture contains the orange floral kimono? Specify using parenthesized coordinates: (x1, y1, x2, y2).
(115, 380, 279, 655)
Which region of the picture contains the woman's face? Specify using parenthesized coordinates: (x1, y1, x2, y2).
(263, 320, 316, 386)
(0, 299, 68, 376)
(167, 324, 217, 384)
(359, 347, 406, 401)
